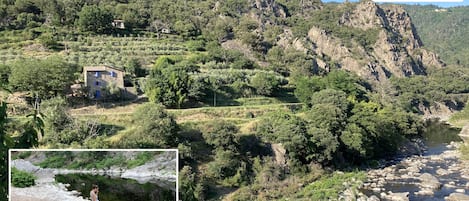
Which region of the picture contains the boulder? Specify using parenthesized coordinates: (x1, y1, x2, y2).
(445, 193, 469, 201)
(418, 173, 441, 190)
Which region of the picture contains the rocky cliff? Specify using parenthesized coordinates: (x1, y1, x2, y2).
(238, 0, 445, 88)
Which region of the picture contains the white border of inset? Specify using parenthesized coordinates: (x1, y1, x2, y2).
(9, 149, 179, 201)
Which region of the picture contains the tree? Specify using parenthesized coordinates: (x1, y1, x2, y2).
(256, 112, 313, 172)
(179, 166, 198, 201)
(77, 5, 113, 34)
(125, 58, 146, 77)
(18, 99, 45, 148)
(124, 103, 179, 148)
(202, 121, 238, 152)
(250, 72, 280, 96)
(145, 57, 192, 108)
(0, 64, 10, 90)
(8, 57, 77, 99)
(308, 127, 339, 163)
(310, 89, 349, 112)
(0, 101, 12, 199)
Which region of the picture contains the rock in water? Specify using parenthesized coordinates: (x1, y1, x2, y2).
(445, 193, 469, 201)
(419, 173, 441, 190)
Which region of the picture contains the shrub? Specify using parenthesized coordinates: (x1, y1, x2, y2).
(38, 33, 59, 49)
(250, 72, 281, 96)
(11, 168, 36, 188)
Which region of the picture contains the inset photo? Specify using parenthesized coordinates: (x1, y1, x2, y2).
(9, 149, 178, 201)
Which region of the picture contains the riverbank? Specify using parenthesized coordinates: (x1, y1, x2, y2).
(11, 160, 87, 201)
(362, 141, 469, 200)
(10, 152, 177, 201)
(338, 118, 469, 200)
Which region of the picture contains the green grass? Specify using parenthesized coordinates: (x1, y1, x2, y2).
(449, 108, 469, 127)
(11, 167, 36, 188)
(461, 144, 469, 160)
(37, 154, 68, 168)
(36, 152, 159, 170)
(296, 171, 366, 201)
(126, 152, 156, 168)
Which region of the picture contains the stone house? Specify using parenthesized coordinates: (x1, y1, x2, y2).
(83, 65, 136, 100)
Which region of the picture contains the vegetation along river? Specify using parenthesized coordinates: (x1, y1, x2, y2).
(360, 120, 469, 200)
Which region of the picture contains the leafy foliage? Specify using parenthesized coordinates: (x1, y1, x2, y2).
(77, 5, 113, 34)
(120, 103, 178, 148)
(11, 167, 36, 188)
(145, 57, 193, 108)
(8, 56, 77, 98)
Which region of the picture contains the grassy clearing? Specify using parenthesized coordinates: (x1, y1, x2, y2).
(449, 110, 469, 128)
(296, 171, 366, 201)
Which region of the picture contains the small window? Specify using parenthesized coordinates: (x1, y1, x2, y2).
(111, 71, 116, 77)
(95, 72, 100, 77)
(95, 90, 101, 98)
(95, 81, 100, 86)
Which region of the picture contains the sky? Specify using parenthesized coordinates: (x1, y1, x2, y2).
(322, 0, 469, 7)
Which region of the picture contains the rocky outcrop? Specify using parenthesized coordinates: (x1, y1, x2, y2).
(339, 1, 384, 30)
(250, 0, 287, 18)
(278, 1, 444, 87)
(121, 151, 177, 183)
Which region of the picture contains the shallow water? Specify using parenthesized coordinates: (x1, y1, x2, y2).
(362, 120, 469, 200)
(55, 173, 176, 201)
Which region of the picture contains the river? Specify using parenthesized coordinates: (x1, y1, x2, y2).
(55, 173, 176, 201)
(360, 120, 469, 200)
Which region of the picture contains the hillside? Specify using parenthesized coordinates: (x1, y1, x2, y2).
(403, 5, 469, 67)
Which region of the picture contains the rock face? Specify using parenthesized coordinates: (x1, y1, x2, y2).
(121, 151, 177, 183)
(279, 1, 443, 87)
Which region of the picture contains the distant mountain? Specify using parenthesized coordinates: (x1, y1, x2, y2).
(403, 5, 469, 67)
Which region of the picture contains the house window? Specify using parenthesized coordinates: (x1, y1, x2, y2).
(110, 71, 116, 77)
(95, 81, 100, 86)
(95, 90, 101, 98)
(95, 72, 101, 77)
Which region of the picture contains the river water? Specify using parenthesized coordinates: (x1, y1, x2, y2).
(361, 120, 469, 200)
(55, 173, 176, 201)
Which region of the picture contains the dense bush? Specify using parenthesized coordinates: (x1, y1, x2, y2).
(119, 103, 179, 148)
(11, 167, 36, 188)
(145, 57, 192, 108)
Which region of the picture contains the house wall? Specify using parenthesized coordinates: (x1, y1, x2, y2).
(84, 66, 125, 99)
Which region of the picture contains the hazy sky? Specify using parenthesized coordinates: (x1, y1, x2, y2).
(322, 0, 469, 7)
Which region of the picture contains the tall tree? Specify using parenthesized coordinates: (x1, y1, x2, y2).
(77, 5, 113, 34)
(8, 56, 77, 99)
